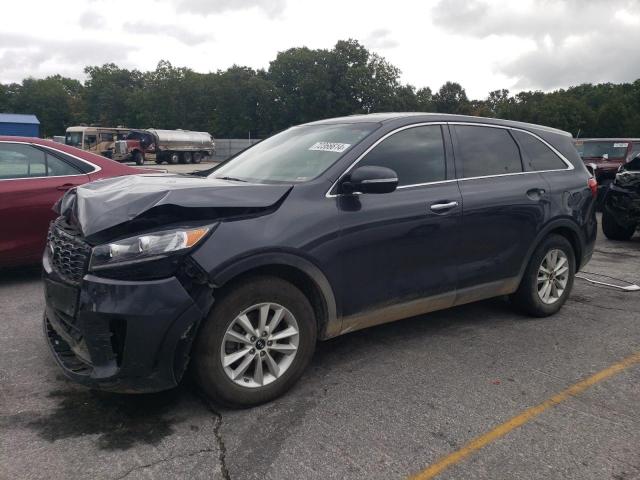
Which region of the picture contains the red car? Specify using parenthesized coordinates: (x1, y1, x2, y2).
(0, 136, 156, 267)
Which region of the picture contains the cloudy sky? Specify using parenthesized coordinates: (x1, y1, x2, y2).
(1, 0, 639, 98)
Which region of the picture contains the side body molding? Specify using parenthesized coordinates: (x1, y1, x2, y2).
(210, 252, 341, 339)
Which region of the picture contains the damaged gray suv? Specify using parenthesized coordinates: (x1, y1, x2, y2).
(43, 113, 597, 406)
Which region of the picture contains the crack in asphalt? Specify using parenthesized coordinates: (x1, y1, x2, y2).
(569, 296, 639, 313)
(197, 391, 231, 480)
(111, 388, 232, 480)
(113, 447, 217, 480)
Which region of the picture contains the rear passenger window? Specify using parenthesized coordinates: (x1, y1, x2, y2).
(512, 130, 567, 171)
(454, 125, 522, 178)
(358, 125, 446, 186)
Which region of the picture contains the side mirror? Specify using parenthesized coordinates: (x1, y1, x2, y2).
(341, 165, 398, 194)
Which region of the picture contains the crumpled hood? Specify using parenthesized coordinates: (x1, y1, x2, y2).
(57, 174, 292, 238)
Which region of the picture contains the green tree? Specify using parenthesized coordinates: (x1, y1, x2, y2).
(415, 87, 434, 111)
(10, 76, 83, 136)
(2, 39, 640, 139)
(83, 64, 143, 126)
(434, 82, 470, 114)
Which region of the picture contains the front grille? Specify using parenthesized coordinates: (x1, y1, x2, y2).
(47, 225, 91, 285)
(115, 140, 128, 155)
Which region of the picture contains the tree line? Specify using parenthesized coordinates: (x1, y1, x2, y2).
(1, 39, 639, 139)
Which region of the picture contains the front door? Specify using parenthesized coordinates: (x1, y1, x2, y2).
(332, 124, 462, 332)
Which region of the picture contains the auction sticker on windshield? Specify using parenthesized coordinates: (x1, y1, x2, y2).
(614, 143, 629, 148)
(309, 142, 351, 153)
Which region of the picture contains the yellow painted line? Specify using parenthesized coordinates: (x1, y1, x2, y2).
(409, 351, 640, 480)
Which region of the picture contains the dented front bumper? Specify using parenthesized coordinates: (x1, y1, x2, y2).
(43, 251, 207, 393)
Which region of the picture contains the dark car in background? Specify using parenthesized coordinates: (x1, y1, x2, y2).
(42, 113, 597, 406)
(0, 137, 156, 268)
(574, 138, 640, 191)
(602, 154, 640, 240)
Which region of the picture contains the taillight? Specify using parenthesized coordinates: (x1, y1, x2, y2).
(588, 177, 598, 198)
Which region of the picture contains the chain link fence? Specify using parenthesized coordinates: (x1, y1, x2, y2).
(212, 139, 261, 162)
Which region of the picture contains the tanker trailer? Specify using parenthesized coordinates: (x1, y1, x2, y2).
(114, 129, 215, 165)
(149, 129, 215, 165)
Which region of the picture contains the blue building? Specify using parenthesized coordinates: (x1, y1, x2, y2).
(0, 113, 40, 137)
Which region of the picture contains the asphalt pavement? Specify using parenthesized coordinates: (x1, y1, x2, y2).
(1, 219, 639, 480)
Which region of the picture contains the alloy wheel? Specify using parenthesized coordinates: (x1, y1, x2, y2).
(537, 249, 570, 304)
(220, 303, 300, 388)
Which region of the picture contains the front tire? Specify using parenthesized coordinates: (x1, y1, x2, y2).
(193, 276, 317, 407)
(602, 210, 635, 240)
(133, 151, 144, 166)
(511, 234, 575, 317)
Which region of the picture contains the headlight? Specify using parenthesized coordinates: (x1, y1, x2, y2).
(90, 226, 210, 271)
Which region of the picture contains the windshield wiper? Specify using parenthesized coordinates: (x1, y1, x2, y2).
(217, 176, 248, 183)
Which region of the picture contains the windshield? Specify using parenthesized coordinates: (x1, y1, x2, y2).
(576, 141, 629, 159)
(65, 132, 83, 148)
(210, 123, 378, 183)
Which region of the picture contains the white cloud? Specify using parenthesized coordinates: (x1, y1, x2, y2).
(78, 10, 105, 29)
(431, 0, 640, 90)
(160, 0, 287, 17)
(364, 29, 399, 50)
(1, 0, 639, 98)
(123, 21, 212, 45)
(0, 32, 136, 82)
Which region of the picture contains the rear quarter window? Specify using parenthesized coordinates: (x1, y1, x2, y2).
(40, 146, 97, 174)
(454, 125, 523, 178)
(512, 130, 567, 171)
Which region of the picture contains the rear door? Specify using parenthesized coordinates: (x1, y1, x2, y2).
(0, 142, 89, 266)
(451, 124, 550, 299)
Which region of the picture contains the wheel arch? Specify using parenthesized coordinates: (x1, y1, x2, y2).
(210, 253, 340, 340)
(519, 218, 585, 281)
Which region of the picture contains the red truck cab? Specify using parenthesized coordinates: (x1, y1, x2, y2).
(112, 130, 155, 165)
(574, 138, 640, 187)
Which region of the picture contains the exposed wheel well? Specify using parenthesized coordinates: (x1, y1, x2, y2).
(215, 265, 329, 337)
(547, 227, 582, 270)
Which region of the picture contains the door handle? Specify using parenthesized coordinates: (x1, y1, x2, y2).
(56, 183, 74, 191)
(430, 201, 459, 212)
(526, 188, 546, 200)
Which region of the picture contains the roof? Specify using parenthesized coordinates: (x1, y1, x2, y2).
(0, 113, 40, 124)
(304, 112, 572, 137)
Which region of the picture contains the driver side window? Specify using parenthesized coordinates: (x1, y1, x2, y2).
(357, 125, 446, 186)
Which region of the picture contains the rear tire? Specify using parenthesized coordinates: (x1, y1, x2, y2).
(169, 153, 179, 165)
(511, 234, 575, 317)
(181, 152, 192, 164)
(193, 276, 317, 407)
(602, 210, 635, 240)
(192, 152, 202, 164)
